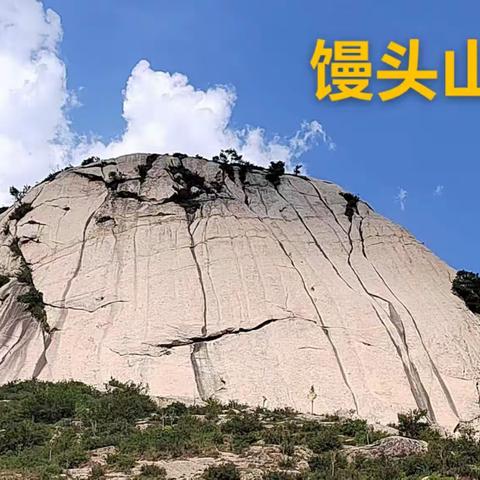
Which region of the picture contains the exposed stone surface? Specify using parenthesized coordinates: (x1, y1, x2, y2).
(344, 435, 428, 461)
(0, 153, 479, 431)
(66, 444, 311, 479)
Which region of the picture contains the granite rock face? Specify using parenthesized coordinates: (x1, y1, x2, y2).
(0, 153, 478, 430)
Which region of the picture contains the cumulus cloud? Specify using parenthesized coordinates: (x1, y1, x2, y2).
(82, 60, 333, 169)
(395, 187, 408, 211)
(0, 0, 76, 204)
(0, 2, 333, 204)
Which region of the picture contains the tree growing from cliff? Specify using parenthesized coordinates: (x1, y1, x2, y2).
(452, 270, 480, 314)
(9, 185, 30, 202)
(266, 161, 285, 187)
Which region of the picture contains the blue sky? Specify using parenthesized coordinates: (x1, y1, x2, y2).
(5, 1, 480, 271)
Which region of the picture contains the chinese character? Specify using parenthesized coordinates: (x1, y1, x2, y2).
(311, 40, 372, 101)
(445, 39, 480, 96)
(310, 39, 333, 100)
(377, 39, 437, 101)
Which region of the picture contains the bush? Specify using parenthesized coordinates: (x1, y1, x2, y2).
(0, 420, 50, 454)
(136, 154, 159, 183)
(81, 156, 100, 166)
(221, 411, 262, 451)
(9, 203, 33, 222)
(106, 452, 136, 472)
(265, 161, 285, 187)
(17, 287, 49, 332)
(9, 185, 30, 202)
(88, 463, 106, 479)
(6, 380, 98, 423)
(306, 427, 342, 453)
(337, 418, 386, 445)
(452, 270, 480, 314)
(339, 192, 360, 222)
(396, 409, 430, 439)
(262, 472, 298, 480)
(137, 464, 167, 479)
(83, 379, 156, 427)
(202, 463, 241, 480)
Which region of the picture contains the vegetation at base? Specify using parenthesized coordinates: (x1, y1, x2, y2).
(396, 409, 430, 439)
(136, 463, 167, 479)
(339, 192, 360, 222)
(0, 381, 478, 479)
(202, 463, 240, 480)
(452, 270, 480, 314)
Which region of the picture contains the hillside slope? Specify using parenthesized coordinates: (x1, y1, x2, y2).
(0, 153, 478, 430)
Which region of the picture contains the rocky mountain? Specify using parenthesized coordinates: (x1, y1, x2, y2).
(0, 153, 478, 431)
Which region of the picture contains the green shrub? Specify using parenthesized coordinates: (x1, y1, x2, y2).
(262, 472, 298, 480)
(88, 463, 106, 479)
(452, 270, 480, 314)
(137, 463, 167, 479)
(337, 418, 386, 445)
(202, 463, 240, 480)
(106, 452, 136, 472)
(17, 287, 49, 331)
(222, 411, 262, 451)
(396, 409, 430, 439)
(11, 381, 98, 423)
(306, 427, 342, 454)
(88, 379, 156, 426)
(0, 420, 50, 454)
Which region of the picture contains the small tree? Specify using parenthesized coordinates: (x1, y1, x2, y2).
(81, 156, 100, 166)
(293, 164, 302, 175)
(9, 185, 30, 202)
(266, 161, 285, 187)
(452, 270, 480, 314)
(214, 149, 243, 164)
(396, 409, 429, 439)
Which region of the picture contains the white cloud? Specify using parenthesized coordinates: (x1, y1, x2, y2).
(434, 185, 444, 196)
(395, 187, 407, 211)
(0, 0, 76, 204)
(0, 2, 333, 204)
(82, 60, 332, 170)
